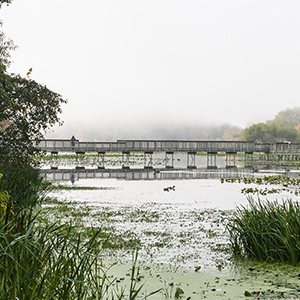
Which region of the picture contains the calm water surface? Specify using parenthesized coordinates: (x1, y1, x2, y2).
(48, 170, 298, 272)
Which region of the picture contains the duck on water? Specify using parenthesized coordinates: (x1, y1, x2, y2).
(163, 186, 175, 192)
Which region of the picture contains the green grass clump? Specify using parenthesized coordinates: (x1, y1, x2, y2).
(0, 221, 102, 299)
(0, 168, 159, 299)
(0, 217, 153, 299)
(227, 197, 300, 265)
(0, 213, 154, 300)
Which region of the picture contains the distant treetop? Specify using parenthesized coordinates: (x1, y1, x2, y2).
(242, 107, 300, 143)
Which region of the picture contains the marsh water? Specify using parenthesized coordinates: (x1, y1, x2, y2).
(43, 153, 300, 299)
(44, 153, 299, 268)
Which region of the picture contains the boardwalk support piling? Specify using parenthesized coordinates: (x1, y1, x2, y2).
(207, 152, 217, 169)
(165, 152, 174, 169)
(98, 151, 105, 169)
(144, 151, 153, 169)
(245, 151, 254, 168)
(226, 152, 237, 169)
(187, 152, 197, 169)
(76, 151, 86, 169)
(50, 151, 59, 169)
(122, 151, 130, 169)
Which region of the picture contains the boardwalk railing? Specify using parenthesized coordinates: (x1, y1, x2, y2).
(37, 139, 300, 154)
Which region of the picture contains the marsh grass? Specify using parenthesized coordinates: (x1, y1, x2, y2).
(0, 220, 103, 299)
(0, 168, 158, 299)
(0, 214, 157, 300)
(227, 197, 300, 265)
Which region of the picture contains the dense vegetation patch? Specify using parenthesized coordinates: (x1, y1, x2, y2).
(227, 197, 300, 266)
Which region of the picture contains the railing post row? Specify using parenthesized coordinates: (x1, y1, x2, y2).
(36, 139, 300, 155)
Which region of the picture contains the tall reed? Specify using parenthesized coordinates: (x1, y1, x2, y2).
(0, 168, 159, 299)
(227, 197, 300, 265)
(0, 218, 156, 300)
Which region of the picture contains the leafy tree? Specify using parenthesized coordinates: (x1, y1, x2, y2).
(243, 107, 300, 142)
(242, 123, 273, 142)
(0, 12, 66, 213)
(0, 23, 67, 168)
(270, 106, 300, 129)
(243, 122, 299, 143)
(274, 125, 298, 142)
(0, 1, 12, 8)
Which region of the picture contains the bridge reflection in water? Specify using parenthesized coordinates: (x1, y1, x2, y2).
(42, 167, 254, 183)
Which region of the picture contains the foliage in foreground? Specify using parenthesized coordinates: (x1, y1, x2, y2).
(0, 170, 158, 300)
(227, 197, 300, 266)
(0, 216, 155, 300)
(0, 19, 67, 169)
(0, 167, 47, 213)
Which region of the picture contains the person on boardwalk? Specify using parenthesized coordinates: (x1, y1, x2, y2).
(71, 135, 76, 147)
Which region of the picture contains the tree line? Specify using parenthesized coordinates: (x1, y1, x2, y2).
(241, 107, 300, 143)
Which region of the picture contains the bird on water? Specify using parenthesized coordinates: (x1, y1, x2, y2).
(163, 185, 175, 192)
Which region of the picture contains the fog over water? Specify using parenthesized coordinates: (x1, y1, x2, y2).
(2, 0, 300, 140)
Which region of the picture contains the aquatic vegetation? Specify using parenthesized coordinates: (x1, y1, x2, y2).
(37, 211, 142, 250)
(128, 209, 160, 223)
(221, 175, 300, 186)
(227, 197, 300, 265)
(0, 217, 152, 300)
(37, 195, 232, 269)
(0, 168, 159, 299)
(143, 230, 172, 248)
(221, 175, 300, 196)
(50, 184, 116, 191)
(240, 187, 284, 196)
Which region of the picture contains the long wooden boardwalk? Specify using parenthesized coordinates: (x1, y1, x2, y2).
(39, 139, 300, 170)
(38, 139, 300, 154)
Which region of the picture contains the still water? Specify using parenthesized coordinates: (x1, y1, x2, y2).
(42, 153, 300, 298)
(47, 166, 298, 273)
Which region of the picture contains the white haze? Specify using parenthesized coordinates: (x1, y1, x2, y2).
(2, 0, 300, 140)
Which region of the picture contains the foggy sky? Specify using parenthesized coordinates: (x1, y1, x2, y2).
(2, 0, 300, 139)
